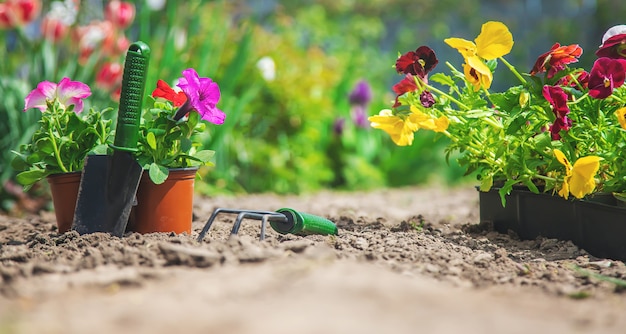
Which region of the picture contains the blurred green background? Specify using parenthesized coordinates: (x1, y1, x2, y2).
(1, 0, 625, 213)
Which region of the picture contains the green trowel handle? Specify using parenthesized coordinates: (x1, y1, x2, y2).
(111, 41, 151, 152)
(272, 208, 338, 236)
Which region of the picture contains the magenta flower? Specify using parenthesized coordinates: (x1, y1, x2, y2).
(173, 68, 224, 124)
(588, 57, 626, 99)
(24, 77, 92, 114)
(543, 85, 572, 140)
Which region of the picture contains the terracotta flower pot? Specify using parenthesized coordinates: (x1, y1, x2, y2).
(46, 171, 82, 233)
(128, 168, 197, 234)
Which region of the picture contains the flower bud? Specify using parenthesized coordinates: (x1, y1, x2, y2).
(519, 91, 529, 108)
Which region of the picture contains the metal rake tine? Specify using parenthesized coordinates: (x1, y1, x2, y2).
(230, 211, 286, 237)
(197, 208, 268, 242)
(259, 213, 288, 240)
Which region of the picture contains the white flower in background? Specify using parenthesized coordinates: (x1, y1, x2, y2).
(47, 0, 78, 26)
(256, 56, 276, 81)
(173, 26, 187, 50)
(146, 0, 166, 11)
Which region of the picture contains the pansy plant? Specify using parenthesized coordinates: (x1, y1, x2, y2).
(370, 21, 626, 204)
(138, 68, 223, 184)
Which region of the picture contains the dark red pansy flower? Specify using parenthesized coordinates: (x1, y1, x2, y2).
(392, 74, 419, 107)
(395, 46, 439, 78)
(152, 79, 187, 107)
(549, 116, 572, 140)
(588, 57, 626, 99)
(542, 85, 570, 118)
(530, 43, 583, 78)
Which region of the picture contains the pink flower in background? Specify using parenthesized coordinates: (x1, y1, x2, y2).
(96, 62, 124, 100)
(40, 16, 69, 42)
(174, 68, 224, 124)
(24, 77, 92, 114)
(105, 0, 136, 30)
(0, 0, 40, 29)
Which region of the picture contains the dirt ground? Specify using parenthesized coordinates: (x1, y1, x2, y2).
(1, 185, 626, 333)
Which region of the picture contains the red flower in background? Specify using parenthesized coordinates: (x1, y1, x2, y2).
(588, 57, 626, 99)
(596, 25, 626, 59)
(104, 1, 135, 30)
(530, 43, 583, 78)
(40, 16, 68, 42)
(396, 46, 439, 79)
(96, 62, 123, 100)
(0, 0, 40, 29)
(152, 80, 187, 107)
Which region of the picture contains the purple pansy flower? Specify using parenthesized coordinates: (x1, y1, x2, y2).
(24, 77, 92, 114)
(174, 68, 224, 124)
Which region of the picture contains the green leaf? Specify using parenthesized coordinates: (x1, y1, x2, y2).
(16, 169, 48, 186)
(180, 137, 192, 152)
(89, 144, 109, 155)
(192, 149, 215, 163)
(430, 73, 455, 87)
(147, 131, 157, 150)
(148, 162, 169, 184)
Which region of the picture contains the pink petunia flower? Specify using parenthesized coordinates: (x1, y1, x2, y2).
(24, 77, 92, 114)
(174, 68, 224, 124)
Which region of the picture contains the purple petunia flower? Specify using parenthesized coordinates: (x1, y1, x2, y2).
(174, 68, 224, 124)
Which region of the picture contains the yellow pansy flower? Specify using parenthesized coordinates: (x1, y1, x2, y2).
(444, 21, 514, 60)
(553, 149, 601, 199)
(445, 21, 513, 90)
(410, 105, 450, 132)
(615, 107, 626, 130)
(463, 60, 493, 91)
(369, 109, 418, 146)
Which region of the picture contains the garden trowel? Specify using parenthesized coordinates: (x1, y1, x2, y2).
(72, 42, 151, 237)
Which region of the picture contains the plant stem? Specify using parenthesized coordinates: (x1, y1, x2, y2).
(427, 84, 471, 111)
(499, 56, 527, 85)
(48, 127, 68, 173)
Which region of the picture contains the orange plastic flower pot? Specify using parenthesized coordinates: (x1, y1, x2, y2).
(46, 171, 82, 233)
(128, 168, 197, 234)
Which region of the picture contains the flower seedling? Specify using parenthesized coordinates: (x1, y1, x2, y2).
(370, 21, 626, 204)
(139, 68, 224, 184)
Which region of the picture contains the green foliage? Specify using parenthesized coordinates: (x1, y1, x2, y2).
(136, 100, 214, 185)
(12, 103, 112, 187)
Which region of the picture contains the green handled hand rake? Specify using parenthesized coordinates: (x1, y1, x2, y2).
(197, 208, 338, 241)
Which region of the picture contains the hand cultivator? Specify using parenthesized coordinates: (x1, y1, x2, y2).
(197, 208, 338, 242)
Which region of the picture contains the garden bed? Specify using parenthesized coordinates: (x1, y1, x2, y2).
(1, 186, 626, 333)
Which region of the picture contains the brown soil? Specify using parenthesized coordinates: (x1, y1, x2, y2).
(1, 186, 626, 333)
